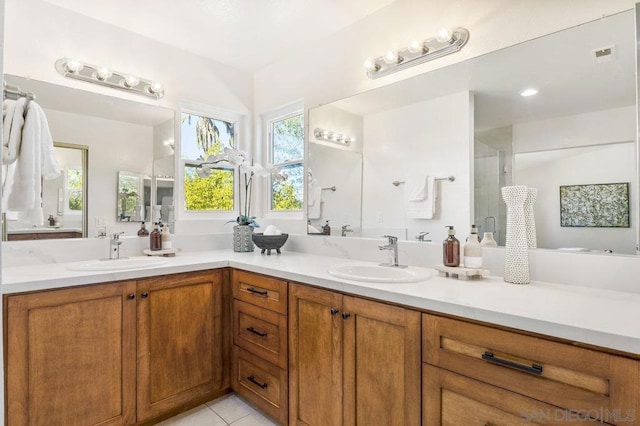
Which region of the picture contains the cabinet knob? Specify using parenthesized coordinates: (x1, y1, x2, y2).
(141, 292, 149, 299)
(330, 308, 339, 316)
(341, 312, 351, 320)
(127, 294, 135, 300)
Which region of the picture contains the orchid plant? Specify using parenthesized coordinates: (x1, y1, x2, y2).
(197, 147, 287, 227)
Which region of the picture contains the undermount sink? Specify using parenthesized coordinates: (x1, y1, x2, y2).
(67, 256, 171, 272)
(327, 262, 432, 283)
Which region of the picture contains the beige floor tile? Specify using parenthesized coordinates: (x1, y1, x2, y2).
(206, 394, 255, 424)
(230, 410, 278, 426)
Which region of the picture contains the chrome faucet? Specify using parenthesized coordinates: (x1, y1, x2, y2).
(109, 232, 125, 260)
(415, 231, 431, 242)
(341, 224, 353, 237)
(378, 235, 405, 267)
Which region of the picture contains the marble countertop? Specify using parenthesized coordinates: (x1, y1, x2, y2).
(3, 250, 639, 355)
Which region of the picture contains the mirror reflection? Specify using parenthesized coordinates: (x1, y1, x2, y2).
(307, 9, 637, 254)
(3, 74, 175, 239)
(6, 142, 88, 240)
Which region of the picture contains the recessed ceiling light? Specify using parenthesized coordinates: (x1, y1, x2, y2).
(520, 88, 538, 97)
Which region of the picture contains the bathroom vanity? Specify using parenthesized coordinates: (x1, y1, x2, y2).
(3, 250, 639, 425)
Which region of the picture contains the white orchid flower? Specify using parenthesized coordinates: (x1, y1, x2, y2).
(196, 167, 210, 178)
(205, 153, 226, 164)
(224, 147, 247, 166)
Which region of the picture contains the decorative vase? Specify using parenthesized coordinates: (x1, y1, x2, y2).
(233, 225, 254, 252)
(524, 187, 537, 249)
(501, 185, 530, 284)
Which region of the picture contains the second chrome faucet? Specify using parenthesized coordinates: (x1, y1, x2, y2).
(378, 235, 406, 268)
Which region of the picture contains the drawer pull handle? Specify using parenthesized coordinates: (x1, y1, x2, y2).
(482, 351, 543, 375)
(246, 326, 268, 337)
(247, 375, 268, 389)
(247, 287, 268, 296)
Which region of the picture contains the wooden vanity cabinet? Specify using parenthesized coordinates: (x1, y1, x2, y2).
(422, 313, 640, 425)
(231, 270, 289, 425)
(5, 269, 227, 426)
(6, 281, 138, 426)
(289, 283, 421, 426)
(136, 270, 225, 423)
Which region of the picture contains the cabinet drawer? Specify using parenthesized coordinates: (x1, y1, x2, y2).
(423, 364, 606, 425)
(233, 270, 287, 314)
(233, 299, 287, 369)
(423, 314, 639, 425)
(232, 347, 287, 425)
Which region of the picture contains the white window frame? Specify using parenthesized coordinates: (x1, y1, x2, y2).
(177, 105, 244, 221)
(262, 101, 305, 219)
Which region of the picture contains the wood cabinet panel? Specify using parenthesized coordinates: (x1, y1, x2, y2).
(6, 281, 137, 426)
(233, 299, 287, 369)
(423, 313, 639, 425)
(232, 346, 288, 425)
(137, 270, 224, 423)
(289, 284, 343, 426)
(343, 295, 421, 426)
(233, 270, 288, 314)
(423, 364, 608, 426)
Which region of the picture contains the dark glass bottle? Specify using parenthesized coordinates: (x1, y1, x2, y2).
(137, 222, 149, 237)
(149, 222, 162, 251)
(443, 226, 460, 267)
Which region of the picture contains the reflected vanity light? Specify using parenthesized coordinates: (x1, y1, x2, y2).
(519, 88, 539, 97)
(364, 27, 469, 79)
(55, 58, 164, 99)
(314, 128, 354, 146)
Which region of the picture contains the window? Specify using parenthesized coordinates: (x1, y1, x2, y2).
(67, 169, 83, 212)
(181, 112, 236, 212)
(269, 112, 304, 211)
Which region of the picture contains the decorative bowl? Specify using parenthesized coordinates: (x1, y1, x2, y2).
(251, 233, 289, 255)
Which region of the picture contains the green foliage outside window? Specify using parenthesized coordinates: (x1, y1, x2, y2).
(271, 114, 304, 210)
(67, 169, 83, 211)
(182, 113, 235, 211)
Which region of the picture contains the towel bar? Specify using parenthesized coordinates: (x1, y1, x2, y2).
(392, 176, 455, 186)
(322, 186, 336, 192)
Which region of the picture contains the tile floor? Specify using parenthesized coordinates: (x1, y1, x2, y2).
(157, 394, 277, 426)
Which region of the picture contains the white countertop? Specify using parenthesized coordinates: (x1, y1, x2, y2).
(8, 227, 83, 234)
(3, 250, 639, 356)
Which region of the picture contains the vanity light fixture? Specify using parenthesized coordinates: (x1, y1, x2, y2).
(313, 128, 354, 146)
(55, 58, 164, 99)
(364, 27, 469, 79)
(519, 88, 539, 97)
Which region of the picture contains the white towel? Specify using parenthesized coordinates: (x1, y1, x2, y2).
(4, 101, 61, 225)
(405, 176, 437, 219)
(2, 98, 27, 165)
(307, 185, 322, 219)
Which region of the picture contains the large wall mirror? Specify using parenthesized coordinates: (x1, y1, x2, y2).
(308, 9, 638, 255)
(3, 74, 175, 239)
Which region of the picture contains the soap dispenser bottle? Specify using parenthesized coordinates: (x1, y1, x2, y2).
(322, 220, 331, 235)
(464, 225, 483, 268)
(443, 226, 460, 267)
(150, 222, 162, 251)
(137, 222, 149, 237)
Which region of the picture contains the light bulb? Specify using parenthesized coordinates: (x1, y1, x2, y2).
(436, 28, 453, 43)
(519, 88, 538, 97)
(148, 82, 164, 97)
(64, 59, 83, 74)
(408, 40, 424, 54)
(384, 51, 398, 65)
(124, 75, 140, 88)
(96, 66, 112, 81)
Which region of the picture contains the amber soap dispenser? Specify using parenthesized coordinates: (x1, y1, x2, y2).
(443, 226, 460, 267)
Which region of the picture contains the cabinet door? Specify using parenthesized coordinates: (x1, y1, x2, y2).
(6, 281, 137, 426)
(289, 283, 343, 426)
(423, 364, 600, 426)
(137, 270, 223, 422)
(342, 296, 421, 426)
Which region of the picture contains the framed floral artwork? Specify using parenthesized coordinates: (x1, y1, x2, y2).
(559, 183, 630, 228)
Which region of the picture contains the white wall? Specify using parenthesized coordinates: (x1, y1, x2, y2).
(44, 109, 154, 237)
(361, 91, 473, 241)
